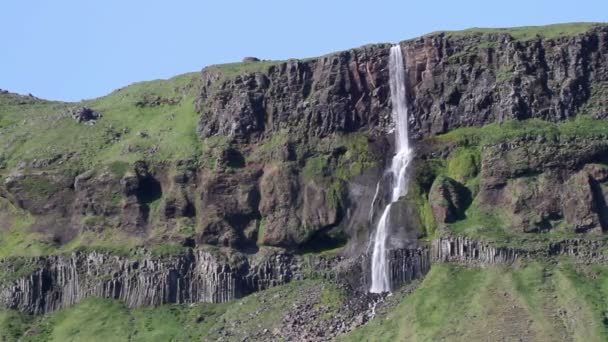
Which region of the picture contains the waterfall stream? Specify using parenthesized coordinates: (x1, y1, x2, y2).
(369, 45, 413, 293)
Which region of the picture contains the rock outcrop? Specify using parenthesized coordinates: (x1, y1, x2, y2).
(66, 107, 102, 124)
(196, 45, 392, 140)
(404, 27, 608, 135)
(429, 176, 469, 223)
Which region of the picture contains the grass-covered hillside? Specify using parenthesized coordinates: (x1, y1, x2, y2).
(343, 260, 608, 341)
(0, 72, 202, 172)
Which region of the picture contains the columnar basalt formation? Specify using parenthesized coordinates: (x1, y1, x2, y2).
(431, 236, 519, 265)
(0, 249, 303, 315)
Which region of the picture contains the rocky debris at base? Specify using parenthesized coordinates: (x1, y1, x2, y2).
(275, 286, 383, 341)
(212, 281, 420, 342)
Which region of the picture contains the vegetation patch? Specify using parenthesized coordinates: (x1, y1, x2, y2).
(107, 161, 130, 178)
(436, 116, 608, 147)
(20, 177, 57, 198)
(334, 133, 380, 180)
(302, 155, 328, 181)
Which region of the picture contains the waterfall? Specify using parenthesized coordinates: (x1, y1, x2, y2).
(369, 45, 413, 293)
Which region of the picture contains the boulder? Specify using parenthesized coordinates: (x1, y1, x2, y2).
(429, 176, 468, 224)
(67, 106, 102, 124)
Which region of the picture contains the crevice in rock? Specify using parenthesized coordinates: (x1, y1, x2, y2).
(589, 177, 608, 232)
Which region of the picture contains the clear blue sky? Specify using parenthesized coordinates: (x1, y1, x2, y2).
(1, 0, 607, 102)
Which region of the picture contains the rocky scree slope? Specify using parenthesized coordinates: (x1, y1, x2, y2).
(1, 23, 608, 316)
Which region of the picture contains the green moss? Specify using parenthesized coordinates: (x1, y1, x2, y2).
(495, 65, 514, 82)
(82, 215, 105, 227)
(200, 135, 231, 170)
(149, 243, 188, 257)
(436, 117, 608, 147)
(0, 258, 39, 285)
(59, 229, 140, 257)
(107, 161, 130, 178)
(327, 180, 346, 209)
(448, 200, 513, 243)
(409, 183, 436, 239)
(0, 198, 53, 258)
(21, 177, 57, 198)
(445, 147, 480, 184)
(302, 155, 328, 181)
(257, 218, 266, 244)
(177, 223, 195, 237)
(334, 133, 379, 180)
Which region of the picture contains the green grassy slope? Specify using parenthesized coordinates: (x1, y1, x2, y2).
(0, 72, 202, 173)
(342, 261, 608, 342)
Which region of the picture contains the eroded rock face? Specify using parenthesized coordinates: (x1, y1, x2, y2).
(258, 164, 342, 247)
(562, 164, 608, 233)
(429, 176, 468, 224)
(431, 236, 519, 265)
(188, 26, 608, 248)
(431, 235, 608, 265)
(2, 235, 607, 315)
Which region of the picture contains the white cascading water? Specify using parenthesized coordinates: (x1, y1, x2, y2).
(369, 45, 413, 293)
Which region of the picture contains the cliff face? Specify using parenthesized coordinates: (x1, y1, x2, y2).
(404, 28, 608, 135)
(197, 25, 608, 140)
(187, 24, 608, 250)
(196, 45, 392, 140)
